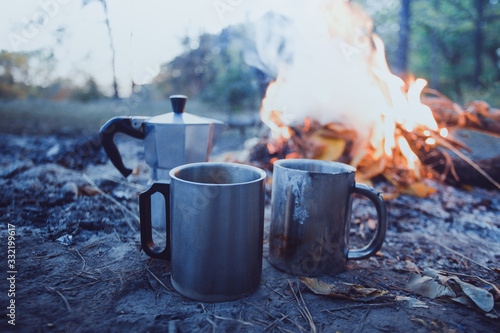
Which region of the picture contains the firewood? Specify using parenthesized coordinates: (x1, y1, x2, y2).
(423, 90, 500, 138)
(402, 129, 500, 190)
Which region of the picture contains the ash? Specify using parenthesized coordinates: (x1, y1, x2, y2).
(0, 133, 498, 332)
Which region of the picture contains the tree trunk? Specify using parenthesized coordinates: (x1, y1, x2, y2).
(429, 0, 440, 90)
(396, 0, 411, 76)
(100, 0, 119, 99)
(487, 48, 500, 81)
(473, 0, 485, 88)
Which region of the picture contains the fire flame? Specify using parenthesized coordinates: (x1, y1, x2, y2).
(258, 0, 447, 172)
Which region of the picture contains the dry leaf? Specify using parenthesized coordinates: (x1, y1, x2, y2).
(407, 269, 494, 312)
(78, 184, 100, 196)
(450, 277, 494, 312)
(300, 277, 388, 302)
(405, 260, 421, 273)
(310, 133, 346, 161)
(406, 271, 456, 299)
(399, 182, 437, 198)
(381, 192, 399, 200)
(395, 296, 428, 308)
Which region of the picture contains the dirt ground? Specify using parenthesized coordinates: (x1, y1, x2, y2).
(0, 132, 499, 333)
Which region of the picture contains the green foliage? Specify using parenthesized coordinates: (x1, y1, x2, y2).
(0, 51, 30, 99)
(0, 50, 105, 102)
(155, 25, 262, 112)
(359, 0, 500, 104)
(71, 78, 105, 103)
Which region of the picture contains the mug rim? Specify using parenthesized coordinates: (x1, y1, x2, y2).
(273, 158, 356, 174)
(169, 162, 267, 186)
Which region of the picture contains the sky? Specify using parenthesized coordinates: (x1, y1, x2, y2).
(0, 0, 258, 96)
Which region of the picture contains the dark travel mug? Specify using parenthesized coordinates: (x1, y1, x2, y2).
(269, 159, 387, 276)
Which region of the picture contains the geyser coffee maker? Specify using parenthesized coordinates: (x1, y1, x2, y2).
(100, 95, 225, 228)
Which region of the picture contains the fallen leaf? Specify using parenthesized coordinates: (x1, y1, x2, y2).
(406, 271, 456, 299)
(381, 192, 399, 200)
(78, 184, 100, 196)
(399, 182, 437, 198)
(300, 277, 388, 302)
(411, 318, 428, 327)
(395, 296, 428, 308)
(450, 277, 494, 312)
(405, 260, 421, 273)
(406, 269, 495, 312)
(311, 133, 345, 161)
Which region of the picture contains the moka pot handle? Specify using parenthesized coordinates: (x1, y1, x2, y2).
(99, 116, 146, 178)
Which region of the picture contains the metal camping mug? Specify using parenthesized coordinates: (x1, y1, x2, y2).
(140, 162, 266, 302)
(269, 159, 387, 276)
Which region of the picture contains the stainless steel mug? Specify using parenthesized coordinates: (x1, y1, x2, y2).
(269, 159, 387, 276)
(140, 162, 266, 302)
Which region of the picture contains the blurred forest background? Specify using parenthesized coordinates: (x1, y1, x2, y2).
(0, 0, 499, 134)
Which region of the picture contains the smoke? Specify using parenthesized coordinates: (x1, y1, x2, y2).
(245, 0, 391, 139)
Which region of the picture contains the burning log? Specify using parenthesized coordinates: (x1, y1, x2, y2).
(248, 112, 500, 194)
(423, 89, 500, 138)
(399, 127, 500, 190)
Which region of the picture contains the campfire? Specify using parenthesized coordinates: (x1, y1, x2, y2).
(242, 0, 500, 196)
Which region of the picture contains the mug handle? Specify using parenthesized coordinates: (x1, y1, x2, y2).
(346, 183, 388, 260)
(139, 182, 171, 260)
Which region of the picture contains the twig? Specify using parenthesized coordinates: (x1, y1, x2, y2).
(114, 229, 122, 242)
(34, 254, 61, 259)
(264, 314, 289, 331)
(359, 309, 370, 332)
(206, 318, 218, 333)
(322, 302, 396, 313)
(77, 240, 106, 251)
(101, 175, 146, 191)
(262, 281, 287, 298)
(213, 315, 255, 327)
(46, 286, 71, 313)
(146, 267, 172, 291)
(475, 276, 500, 295)
(262, 280, 311, 320)
(74, 249, 86, 272)
(81, 173, 139, 231)
(297, 285, 316, 333)
(60, 269, 143, 291)
(423, 235, 494, 273)
(437, 269, 477, 278)
(432, 134, 500, 190)
(244, 301, 290, 331)
(64, 248, 98, 283)
(242, 301, 279, 319)
(440, 150, 460, 182)
(288, 280, 317, 333)
(253, 318, 272, 327)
